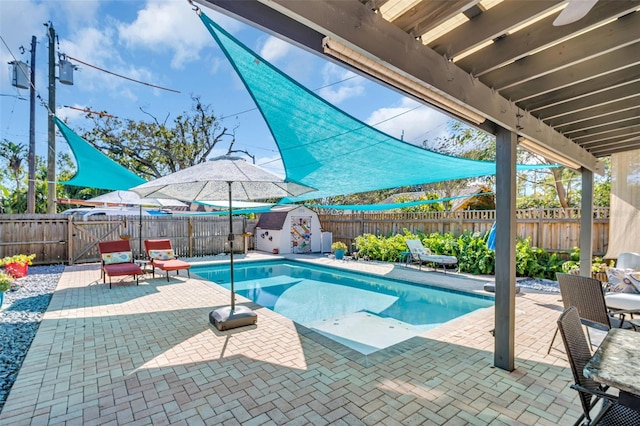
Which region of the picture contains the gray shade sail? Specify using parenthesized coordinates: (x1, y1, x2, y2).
(87, 190, 187, 207)
(130, 156, 314, 202)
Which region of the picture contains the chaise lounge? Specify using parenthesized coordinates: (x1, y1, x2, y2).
(144, 239, 191, 282)
(405, 239, 458, 273)
(98, 240, 142, 289)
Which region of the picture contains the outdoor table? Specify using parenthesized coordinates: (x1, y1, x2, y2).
(584, 328, 640, 412)
(134, 259, 151, 276)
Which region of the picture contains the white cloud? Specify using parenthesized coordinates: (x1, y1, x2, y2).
(116, 1, 243, 70)
(57, 0, 101, 31)
(117, 1, 205, 68)
(259, 36, 291, 62)
(58, 25, 148, 103)
(256, 155, 285, 178)
(55, 104, 85, 122)
(0, 1, 50, 94)
(317, 63, 364, 104)
(366, 97, 450, 145)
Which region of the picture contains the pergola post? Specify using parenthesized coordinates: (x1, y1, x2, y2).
(494, 126, 517, 371)
(579, 169, 594, 277)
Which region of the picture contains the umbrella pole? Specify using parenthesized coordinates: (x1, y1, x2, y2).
(208, 179, 256, 331)
(228, 181, 235, 311)
(139, 205, 143, 259)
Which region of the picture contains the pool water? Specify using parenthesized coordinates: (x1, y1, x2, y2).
(192, 261, 493, 355)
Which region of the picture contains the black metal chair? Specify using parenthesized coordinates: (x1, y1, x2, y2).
(548, 273, 630, 354)
(557, 307, 640, 425)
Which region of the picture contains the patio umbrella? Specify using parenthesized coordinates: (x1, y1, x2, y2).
(86, 190, 187, 257)
(131, 155, 315, 330)
(487, 221, 497, 251)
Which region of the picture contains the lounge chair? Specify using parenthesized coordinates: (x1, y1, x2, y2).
(97, 240, 142, 289)
(144, 239, 191, 282)
(405, 239, 458, 273)
(556, 307, 640, 426)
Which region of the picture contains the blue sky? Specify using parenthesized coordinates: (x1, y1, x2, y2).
(0, 0, 451, 178)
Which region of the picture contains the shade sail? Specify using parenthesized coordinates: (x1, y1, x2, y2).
(54, 117, 146, 190)
(306, 193, 492, 211)
(197, 12, 551, 202)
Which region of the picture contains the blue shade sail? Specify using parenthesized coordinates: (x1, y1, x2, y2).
(305, 193, 493, 211)
(54, 116, 147, 190)
(199, 12, 551, 202)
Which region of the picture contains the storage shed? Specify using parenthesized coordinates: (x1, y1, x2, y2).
(255, 205, 321, 254)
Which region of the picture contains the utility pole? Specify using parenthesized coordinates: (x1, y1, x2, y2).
(46, 23, 56, 213)
(27, 36, 36, 214)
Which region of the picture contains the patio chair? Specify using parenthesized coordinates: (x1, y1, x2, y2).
(405, 239, 458, 273)
(547, 273, 631, 354)
(143, 239, 191, 282)
(97, 240, 142, 289)
(557, 307, 640, 426)
(603, 267, 640, 317)
(616, 252, 640, 270)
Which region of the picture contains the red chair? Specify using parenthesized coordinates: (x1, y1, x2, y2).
(144, 239, 191, 282)
(97, 240, 142, 289)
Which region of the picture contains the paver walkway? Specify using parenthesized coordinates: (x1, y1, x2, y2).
(0, 255, 583, 425)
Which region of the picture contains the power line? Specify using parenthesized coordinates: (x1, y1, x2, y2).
(65, 55, 181, 94)
(219, 75, 362, 120)
(63, 105, 115, 118)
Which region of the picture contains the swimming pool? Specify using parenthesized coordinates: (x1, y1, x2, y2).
(192, 261, 493, 355)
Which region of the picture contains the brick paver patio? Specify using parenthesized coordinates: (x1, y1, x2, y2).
(0, 255, 584, 425)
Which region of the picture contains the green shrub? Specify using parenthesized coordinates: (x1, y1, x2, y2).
(331, 241, 348, 252)
(0, 272, 12, 292)
(561, 247, 613, 274)
(354, 233, 408, 262)
(456, 231, 495, 275)
(352, 229, 566, 279)
(514, 237, 565, 279)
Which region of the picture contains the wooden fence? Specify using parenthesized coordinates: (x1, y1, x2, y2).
(0, 214, 258, 265)
(318, 207, 610, 256)
(0, 208, 610, 265)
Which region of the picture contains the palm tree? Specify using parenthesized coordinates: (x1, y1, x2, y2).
(0, 139, 27, 191)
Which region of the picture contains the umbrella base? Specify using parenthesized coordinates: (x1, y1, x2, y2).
(209, 305, 257, 331)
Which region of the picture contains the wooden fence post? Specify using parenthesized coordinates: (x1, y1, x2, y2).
(67, 215, 74, 265)
(188, 217, 193, 257)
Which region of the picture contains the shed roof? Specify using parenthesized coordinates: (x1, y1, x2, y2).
(256, 212, 289, 230)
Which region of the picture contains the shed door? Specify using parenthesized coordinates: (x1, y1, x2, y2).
(291, 216, 312, 253)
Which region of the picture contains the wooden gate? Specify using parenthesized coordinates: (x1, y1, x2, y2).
(68, 217, 130, 264)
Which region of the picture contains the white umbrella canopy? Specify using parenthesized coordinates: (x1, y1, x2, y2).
(197, 200, 274, 209)
(130, 156, 315, 330)
(130, 156, 314, 202)
(86, 190, 187, 208)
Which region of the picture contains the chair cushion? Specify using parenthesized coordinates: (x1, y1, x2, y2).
(101, 251, 133, 265)
(148, 249, 175, 260)
(423, 254, 458, 265)
(606, 268, 640, 293)
(605, 292, 640, 311)
(153, 258, 190, 271)
(103, 262, 141, 277)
